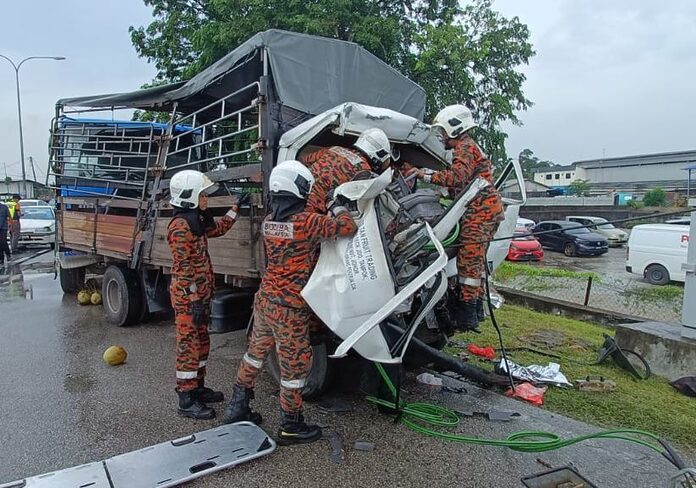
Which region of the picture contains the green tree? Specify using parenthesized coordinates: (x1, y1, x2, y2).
(129, 0, 534, 164)
(642, 187, 667, 207)
(567, 179, 591, 197)
(517, 148, 555, 180)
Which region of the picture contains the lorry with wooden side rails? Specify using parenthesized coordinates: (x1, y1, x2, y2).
(50, 29, 526, 396)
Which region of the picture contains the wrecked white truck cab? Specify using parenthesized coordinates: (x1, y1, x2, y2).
(273, 101, 526, 389)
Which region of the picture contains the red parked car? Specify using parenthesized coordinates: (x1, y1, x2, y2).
(506, 227, 544, 262)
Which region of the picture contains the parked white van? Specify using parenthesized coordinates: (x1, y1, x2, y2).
(626, 224, 689, 285)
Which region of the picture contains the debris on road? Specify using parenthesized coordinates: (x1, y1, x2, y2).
(452, 409, 521, 422)
(103, 346, 128, 366)
(416, 372, 443, 388)
(323, 430, 346, 464)
(467, 344, 496, 360)
(354, 440, 375, 452)
(671, 376, 696, 397)
(595, 334, 651, 380)
(575, 376, 617, 393)
(498, 360, 572, 387)
(506, 383, 547, 405)
(521, 465, 598, 488)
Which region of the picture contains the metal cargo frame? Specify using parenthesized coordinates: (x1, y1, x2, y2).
(50, 49, 274, 278)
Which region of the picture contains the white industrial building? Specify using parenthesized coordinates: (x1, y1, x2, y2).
(533, 150, 696, 194)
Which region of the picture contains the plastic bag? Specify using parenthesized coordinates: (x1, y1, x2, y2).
(506, 383, 547, 406)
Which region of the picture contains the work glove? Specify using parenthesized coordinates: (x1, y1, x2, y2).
(190, 300, 208, 326)
(326, 189, 349, 214)
(236, 192, 251, 208)
(330, 205, 350, 217)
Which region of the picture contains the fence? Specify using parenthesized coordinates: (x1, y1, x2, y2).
(493, 263, 683, 323)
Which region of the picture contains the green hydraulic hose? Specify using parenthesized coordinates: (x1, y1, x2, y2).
(423, 222, 460, 251)
(366, 363, 667, 456)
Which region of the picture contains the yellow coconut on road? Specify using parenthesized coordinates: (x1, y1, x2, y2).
(91, 291, 102, 305)
(103, 346, 127, 366)
(77, 290, 91, 306)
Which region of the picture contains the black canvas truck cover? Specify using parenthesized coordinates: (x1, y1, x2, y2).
(57, 29, 426, 120)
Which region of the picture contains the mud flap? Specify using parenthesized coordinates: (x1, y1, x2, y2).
(0, 422, 275, 488)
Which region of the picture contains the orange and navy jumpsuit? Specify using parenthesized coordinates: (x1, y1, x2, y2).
(235, 211, 357, 414)
(428, 135, 504, 302)
(167, 213, 236, 392)
(302, 146, 372, 214)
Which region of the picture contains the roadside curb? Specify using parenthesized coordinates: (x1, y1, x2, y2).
(496, 285, 645, 327)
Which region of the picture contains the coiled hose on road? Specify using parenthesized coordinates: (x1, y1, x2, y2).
(366, 363, 688, 468)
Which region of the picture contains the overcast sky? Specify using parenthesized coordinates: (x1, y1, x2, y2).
(1, 1, 694, 180)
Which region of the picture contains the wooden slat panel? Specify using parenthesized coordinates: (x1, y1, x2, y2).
(61, 211, 137, 256)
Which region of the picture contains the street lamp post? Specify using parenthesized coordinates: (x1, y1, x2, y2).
(0, 55, 65, 197)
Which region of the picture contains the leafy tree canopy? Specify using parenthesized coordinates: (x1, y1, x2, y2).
(642, 187, 667, 207)
(130, 0, 534, 163)
(567, 178, 591, 197)
(517, 148, 556, 180)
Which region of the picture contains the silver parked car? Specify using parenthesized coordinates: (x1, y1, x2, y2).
(566, 215, 628, 247)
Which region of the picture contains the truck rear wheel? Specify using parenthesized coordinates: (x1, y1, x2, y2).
(102, 266, 145, 327)
(265, 341, 334, 400)
(59, 266, 85, 294)
(645, 264, 670, 285)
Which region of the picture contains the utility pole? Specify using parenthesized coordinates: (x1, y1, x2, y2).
(0, 54, 66, 197)
(29, 156, 37, 182)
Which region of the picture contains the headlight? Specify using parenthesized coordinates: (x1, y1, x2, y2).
(44, 226, 53, 232)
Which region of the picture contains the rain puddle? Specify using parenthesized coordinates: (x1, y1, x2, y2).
(0, 254, 56, 302)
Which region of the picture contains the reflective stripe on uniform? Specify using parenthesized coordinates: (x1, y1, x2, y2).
(281, 378, 306, 389)
(176, 370, 198, 379)
(243, 353, 263, 369)
(459, 277, 481, 287)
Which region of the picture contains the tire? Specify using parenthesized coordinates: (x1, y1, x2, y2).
(102, 265, 145, 327)
(59, 266, 85, 294)
(564, 242, 576, 257)
(265, 341, 334, 400)
(645, 264, 670, 286)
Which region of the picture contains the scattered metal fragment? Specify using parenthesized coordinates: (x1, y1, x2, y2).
(354, 440, 375, 452)
(575, 376, 617, 392)
(322, 430, 345, 464)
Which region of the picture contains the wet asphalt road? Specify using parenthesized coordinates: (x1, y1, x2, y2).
(0, 257, 689, 487)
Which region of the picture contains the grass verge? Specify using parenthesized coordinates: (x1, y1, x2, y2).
(495, 262, 601, 283)
(452, 305, 695, 451)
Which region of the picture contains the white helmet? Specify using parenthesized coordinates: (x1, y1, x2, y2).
(269, 160, 315, 199)
(354, 128, 392, 169)
(432, 104, 478, 139)
(169, 170, 218, 209)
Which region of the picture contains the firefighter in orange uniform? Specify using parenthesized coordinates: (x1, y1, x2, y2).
(410, 105, 504, 330)
(167, 170, 248, 420)
(303, 128, 394, 214)
(223, 160, 357, 445)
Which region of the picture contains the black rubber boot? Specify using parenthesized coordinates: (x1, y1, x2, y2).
(222, 385, 262, 425)
(452, 300, 480, 332)
(193, 380, 224, 403)
(476, 298, 486, 322)
(177, 389, 215, 420)
(277, 411, 322, 446)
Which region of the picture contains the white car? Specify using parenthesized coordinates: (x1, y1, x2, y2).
(19, 206, 56, 248)
(517, 217, 536, 230)
(566, 215, 628, 247)
(19, 199, 49, 207)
